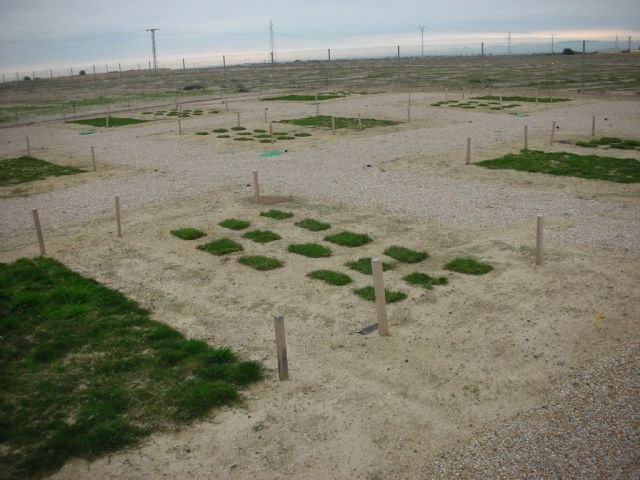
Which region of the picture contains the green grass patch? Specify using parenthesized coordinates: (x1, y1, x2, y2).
(66, 117, 148, 127)
(217, 135, 231, 138)
(259, 139, 272, 143)
(345, 257, 394, 275)
(294, 132, 312, 137)
(288, 243, 331, 258)
(262, 94, 345, 101)
(195, 131, 209, 135)
(233, 137, 254, 141)
(383, 246, 429, 263)
(324, 231, 372, 247)
(242, 229, 281, 243)
(276, 136, 295, 140)
(197, 238, 243, 256)
(273, 131, 289, 136)
(476, 149, 640, 183)
(253, 129, 267, 133)
(237, 255, 283, 270)
(0, 156, 83, 186)
(212, 128, 228, 133)
(170, 228, 206, 240)
(295, 218, 331, 231)
(230, 126, 246, 131)
(219, 218, 250, 230)
(575, 136, 640, 150)
(279, 115, 399, 130)
(260, 209, 293, 220)
(472, 95, 571, 103)
(444, 257, 494, 275)
(236, 132, 253, 136)
(353, 286, 407, 303)
(403, 272, 448, 289)
(255, 134, 271, 139)
(307, 270, 352, 286)
(0, 257, 262, 479)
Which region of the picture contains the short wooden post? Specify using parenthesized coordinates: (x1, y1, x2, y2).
(115, 195, 122, 238)
(549, 121, 556, 145)
(371, 258, 389, 336)
(524, 126, 528, 150)
(358, 114, 362, 130)
(253, 170, 259, 200)
(264, 107, 268, 123)
(26, 136, 31, 156)
(90, 146, 96, 171)
(535, 215, 544, 265)
(465, 137, 471, 164)
(269, 122, 274, 143)
(445, 87, 448, 101)
(273, 315, 289, 380)
(225, 101, 229, 112)
(462, 87, 465, 100)
(316, 102, 320, 116)
(32, 209, 46, 256)
(591, 115, 596, 137)
(106, 105, 111, 127)
(499, 95, 503, 110)
(236, 112, 241, 128)
(178, 118, 182, 135)
(535, 89, 539, 104)
(407, 100, 411, 123)
(331, 116, 336, 134)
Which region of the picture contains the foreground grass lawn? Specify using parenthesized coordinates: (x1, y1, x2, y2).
(476, 150, 640, 183)
(0, 257, 262, 479)
(0, 156, 83, 186)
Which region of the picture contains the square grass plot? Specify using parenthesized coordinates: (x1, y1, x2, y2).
(353, 286, 407, 303)
(197, 238, 243, 256)
(384, 246, 428, 263)
(324, 231, 372, 247)
(237, 255, 284, 271)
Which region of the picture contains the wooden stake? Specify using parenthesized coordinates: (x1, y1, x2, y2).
(445, 87, 448, 101)
(178, 118, 182, 135)
(269, 122, 274, 143)
(371, 258, 389, 336)
(90, 146, 96, 171)
(236, 112, 241, 128)
(26, 135, 30, 156)
(106, 105, 110, 128)
(331, 116, 336, 134)
(550, 121, 556, 145)
(499, 95, 503, 110)
(524, 126, 528, 150)
(407, 99, 411, 123)
(465, 137, 471, 164)
(591, 115, 596, 137)
(253, 170, 259, 200)
(264, 107, 268, 123)
(535, 215, 544, 265)
(316, 102, 320, 117)
(32, 209, 46, 256)
(115, 195, 122, 238)
(462, 87, 465, 100)
(273, 315, 289, 380)
(358, 114, 362, 130)
(225, 101, 229, 112)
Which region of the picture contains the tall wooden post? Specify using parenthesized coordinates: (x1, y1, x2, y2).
(371, 258, 389, 336)
(273, 315, 289, 380)
(535, 215, 544, 266)
(115, 196, 122, 238)
(32, 209, 46, 256)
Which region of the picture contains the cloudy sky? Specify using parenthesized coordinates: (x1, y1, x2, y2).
(0, 0, 638, 72)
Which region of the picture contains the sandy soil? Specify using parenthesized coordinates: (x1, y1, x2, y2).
(0, 90, 638, 479)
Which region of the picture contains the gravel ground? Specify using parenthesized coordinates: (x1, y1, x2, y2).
(1, 93, 639, 256)
(432, 340, 640, 479)
(1, 91, 639, 478)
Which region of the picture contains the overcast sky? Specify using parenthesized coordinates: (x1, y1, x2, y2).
(1, 0, 639, 72)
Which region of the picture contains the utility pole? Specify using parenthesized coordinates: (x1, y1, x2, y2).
(615, 35, 619, 51)
(419, 25, 427, 57)
(628, 36, 632, 53)
(269, 20, 275, 83)
(507, 32, 512, 55)
(146, 28, 159, 72)
(551, 33, 555, 54)
(481, 42, 485, 88)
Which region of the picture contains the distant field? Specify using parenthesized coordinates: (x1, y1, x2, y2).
(1, 53, 639, 124)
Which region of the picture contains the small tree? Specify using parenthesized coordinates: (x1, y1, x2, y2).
(79, 70, 86, 76)
(562, 48, 576, 55)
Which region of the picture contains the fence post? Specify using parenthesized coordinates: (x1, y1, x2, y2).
(273, 315, 289, 380)
(524, 126, 528, 150)
(26, 136, 31, 156)
(253, 171, 260, 200)
(115, 196, 122, 238)
(465, 138, 471, 164)
(32, 209, 46, 256)
(91, 146, 96, 171)
(550, 121, 556, 145)
(371, 258, 389, 336)
(535, 215, 544, 265)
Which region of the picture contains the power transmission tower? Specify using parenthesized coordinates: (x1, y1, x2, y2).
(146, 28, 159, 71)
(507, 32, 512, 54)
(419, 25, 427, 57)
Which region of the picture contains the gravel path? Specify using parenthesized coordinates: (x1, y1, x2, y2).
(432, 340, 640, 479)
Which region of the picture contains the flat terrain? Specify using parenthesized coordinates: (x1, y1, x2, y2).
(0, 78, 639, 478)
